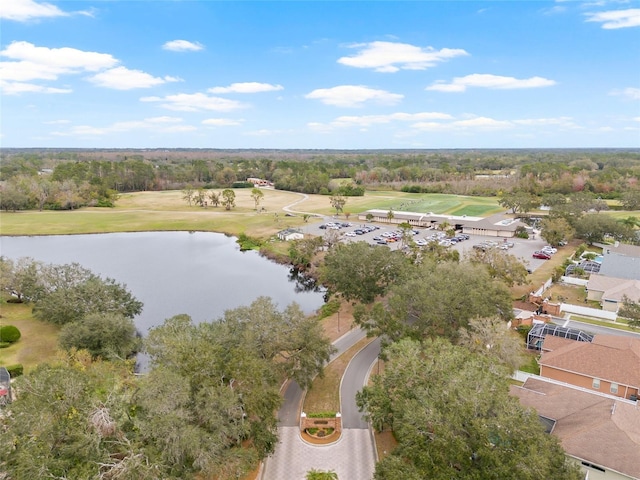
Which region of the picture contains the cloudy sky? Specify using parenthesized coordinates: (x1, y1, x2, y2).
(1, 0, 639, 149)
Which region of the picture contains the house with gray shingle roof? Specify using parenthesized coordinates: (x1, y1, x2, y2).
(586, 274, 640, 312)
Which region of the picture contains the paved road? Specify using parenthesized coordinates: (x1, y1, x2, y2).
(263, 328, 377, 479)
(341, 337, 381, 429)
(278, 328, 368, 427)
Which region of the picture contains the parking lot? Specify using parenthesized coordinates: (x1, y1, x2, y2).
(302, 218, 554, 272)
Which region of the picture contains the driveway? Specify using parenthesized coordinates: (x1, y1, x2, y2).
(262, 328, 377, 480)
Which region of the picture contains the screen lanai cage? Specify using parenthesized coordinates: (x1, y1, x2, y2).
(0, 367, 12, 406)
(527, 323, 594, 351)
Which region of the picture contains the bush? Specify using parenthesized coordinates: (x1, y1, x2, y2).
(0, 342, 11, 349)
(0, 325, 21, 343)
(6, 297, 23, 304)
(6, 364, 23, 377)
(318, 299, 340, 320)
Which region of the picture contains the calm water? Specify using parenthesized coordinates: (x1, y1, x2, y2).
(0, 232, 326, 335)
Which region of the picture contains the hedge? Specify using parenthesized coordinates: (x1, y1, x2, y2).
(0, 325, 21, 343)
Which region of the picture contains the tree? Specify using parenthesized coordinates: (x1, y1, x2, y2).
(457, 317, 524, 372)
(32, 264, 143, 325)
(0, 354, 156, 480)
(59, 312, 141, 360)
(289, 236, 324, 269)
(356, 338, 582, 480)
(194, 187, 206, 206)
(541, 217, 574, 246)
(0, 256, 44, 302)
(221, 189, 236, 210)
(208, 189, 220, 207)
(329, 195, 346, 215)
(466, 248, 529, 287)
(182, 185, 195, 206)
(621, 190, 640, 211)
(251, 187, 264, 211)
(574, 213, 634, 245)
(498, 191, 540, 214)
(386, 209, 394, 223)
(618, 295, 640, 328)
(141, 298, 335, 477)
(320, 242, 411, 304)
(354, 260, 513, 343)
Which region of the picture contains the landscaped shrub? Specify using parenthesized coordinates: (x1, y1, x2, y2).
(6, 364, 23, 377)
(0, 325, 21, 344)
(318, 300, 340, 320)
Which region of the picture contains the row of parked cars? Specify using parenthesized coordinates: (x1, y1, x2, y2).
(473, 240, 515, 251)
(532, 245, 558, 259)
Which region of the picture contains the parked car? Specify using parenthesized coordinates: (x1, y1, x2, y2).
(533, 251, 551, 259)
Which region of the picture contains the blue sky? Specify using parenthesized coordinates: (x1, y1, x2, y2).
(1, 0, 639, 149)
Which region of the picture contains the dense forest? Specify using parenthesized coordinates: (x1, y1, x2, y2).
(1, 148, 639, 211)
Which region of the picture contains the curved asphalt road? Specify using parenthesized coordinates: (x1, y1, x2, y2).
(262, 328, 378, 479)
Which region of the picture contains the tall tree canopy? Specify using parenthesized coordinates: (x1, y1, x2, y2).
(320, 241, 411, 304)
(356, 338, 583, 480)
(354, 260, 513, 344)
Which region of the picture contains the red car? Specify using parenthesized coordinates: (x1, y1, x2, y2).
(532, 251, 551, 259)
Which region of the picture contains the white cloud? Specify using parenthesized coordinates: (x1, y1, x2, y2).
(337, 41, 469, 73)
(88, 66, 181, 90)
(208, 82, 284, 94)
(308, 111, 453, 132)
(162, 40, 204, 52)
(1, 0, 67, 21)
(43, 119, 71, 124)
(513, 116, 578, 128)
(140, 92, 248, 112)
(410, 117, 513, 131)
(305, 85, 403, 107)
(609, 87, 640, 100)
(427, 74, 556, 92)
(51, 116, 193, 136)
(585, 8, 640, 28)
(0, 80, 72, 95)
(202, 118, 244, 126)
(0, 41, 118, 82)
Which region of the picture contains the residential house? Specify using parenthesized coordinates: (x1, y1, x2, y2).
(586, 274, 640, 312)
(511, 376, 640, 480)
(599, 243, 640, 281)
(538, 334, 640, 401)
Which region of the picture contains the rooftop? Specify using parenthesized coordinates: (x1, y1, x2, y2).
(510, 377, 640, 479)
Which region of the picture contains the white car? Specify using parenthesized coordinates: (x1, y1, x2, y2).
(345, 232, 356, 237)
(542, 246, 557, 254)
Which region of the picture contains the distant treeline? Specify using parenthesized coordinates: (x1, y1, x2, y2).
(1, 149, 639, 211)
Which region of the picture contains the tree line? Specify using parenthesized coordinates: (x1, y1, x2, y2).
(1, 149, 638, 211)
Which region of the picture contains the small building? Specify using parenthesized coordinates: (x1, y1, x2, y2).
(511, 376, 640, 480)
(277, 228, 304, 241)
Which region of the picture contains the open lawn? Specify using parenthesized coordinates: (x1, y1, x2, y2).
(0, 189, 505, 238)
(0, 300, 60, 372)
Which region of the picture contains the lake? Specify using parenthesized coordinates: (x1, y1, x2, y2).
(0, 232, 326, 335)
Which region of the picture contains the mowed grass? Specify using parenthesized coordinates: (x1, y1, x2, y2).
(0, 300, 60, 372)
(0, 189, 505, 237)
